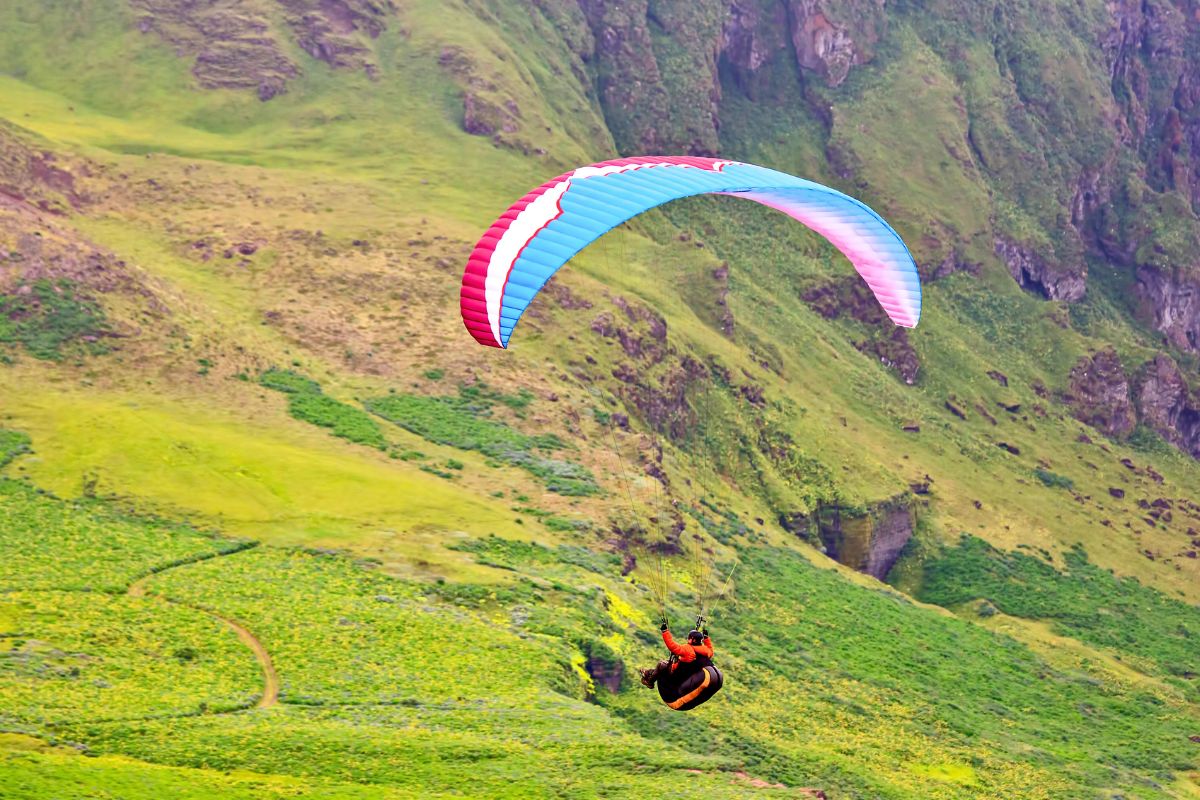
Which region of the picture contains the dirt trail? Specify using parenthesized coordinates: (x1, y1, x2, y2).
(127, 548, 280, 709)
(218, 613, 279, 708)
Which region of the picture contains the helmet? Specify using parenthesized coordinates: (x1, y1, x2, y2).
(687, 630, 704, 645)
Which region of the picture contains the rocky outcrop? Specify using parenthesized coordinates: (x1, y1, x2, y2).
(579, 0, 887, 153)
(577, 0, 723, 154)
(856, 328, 919, 385)
(0, 127, 158, 318)
(786, 0, 885, 88)
(584, 653, 624, 693)
(436, 45, 533, 151)
(723, 0, 885, 90)
(611, 355, 708, 442)
(802, 276, 920, 383)
(131, 0, 395, 97)
(1066, 349, 1135, 439)
(131, 0, 300, 99)
(1091, 1, 1200, 350)
(281, 0, 394, 78)
(712, 262, 735, 337)
(994, 236, 1086, 302)
(591, 295, 707, 441)
(1135, 263, 1200, 352)
(813, 499, 913, 580)
(1134, 354, 1200, 457)
(720, 0, 792, 98)
(0, 128, 89, 216)
(802, 275, 886, 325)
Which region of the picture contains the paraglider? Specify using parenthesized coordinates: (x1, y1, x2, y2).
(459, 157, 922, 712)
(460, 155, 921, 349)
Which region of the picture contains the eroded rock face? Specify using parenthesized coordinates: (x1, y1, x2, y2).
(1135, 353, 1200, 457)
(1104, 0, 1200, 213)
(1135, 263, 1200, 352)
(786, 0, 884, 87)
(994, 236, 1086, 302)
(131, 0, 395, 97)
(856, 328, 919, 385)
(282, 0, 394, 78)
(802, 276, 921, 383)
(577, 0, 725, 154)
(131, 0, 300, 98)
(584, 655, 624, 693)
(720, 0, 792, 97)
(815, 499, 913, 580)
(579, 0, 886, 152)
(1066, 349, 1135, 439)
(712, 262, 735, 337)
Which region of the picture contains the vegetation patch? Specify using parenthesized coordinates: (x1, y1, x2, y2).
(259, 369, 387, 450)
(1033, 468, 1074, 490)
(917, 534, 1199, 685)
(687, 503, 749, 546)
(449, 535, 619, 575)
(0, 430, 31, 470)
(366, 388, 598, 495)
(2, 485, 1195, 798)
(139, 546, 562, 706)
(0, 280, 109, 361)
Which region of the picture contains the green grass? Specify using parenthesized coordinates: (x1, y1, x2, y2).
(0, 479, 243, 593)
(138, 545, 572, 706)
(1032, 468, 1073, 490)
(1, 0, 1199, 796)
(2, 470, 1197, 798)
(62, 704, 761, 800)
(0, 386, 527, 573)
(0, 735, 426, 800)
(448, 534, 620, 575)
(917, 534, 1200, 688)
(0, 591, 260, 727)
(366, 389, 599, 496)
(607, 545, 1198, 798)
(259, 369, 387, 450)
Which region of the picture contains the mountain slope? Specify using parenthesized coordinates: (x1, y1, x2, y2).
(0, 1, 1198, 798)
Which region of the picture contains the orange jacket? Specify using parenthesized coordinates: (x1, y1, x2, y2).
(662, 630, 714, 663)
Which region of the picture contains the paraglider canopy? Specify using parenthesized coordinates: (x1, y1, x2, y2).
(460, 156, 921, 348)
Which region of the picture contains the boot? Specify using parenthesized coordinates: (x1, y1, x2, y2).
(639, 668, 657, 688)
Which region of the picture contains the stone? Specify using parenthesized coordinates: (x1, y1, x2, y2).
(995, 235, 1085, 302)
(1067, 349, 1134, 439)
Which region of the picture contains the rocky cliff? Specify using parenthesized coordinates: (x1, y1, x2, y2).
(1135, 354, 1200, 458)
(811, 499, 914, 580)
(573, 0, 1200, 349)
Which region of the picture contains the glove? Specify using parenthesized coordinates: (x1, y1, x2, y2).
(702, 628, 709, 637)
(660, 622, 669, 632)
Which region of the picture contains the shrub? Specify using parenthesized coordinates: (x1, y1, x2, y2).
(259, 369, 387, 450)
(0, 429, 32, 469)
(366, 391, 599, 495)
(0, 279, 109, 361)
(1033, 468, 1073, 490)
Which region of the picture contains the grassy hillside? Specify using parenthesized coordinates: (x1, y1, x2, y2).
(2, 476, 1196, 798)
(1, 1, 1198, 798)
